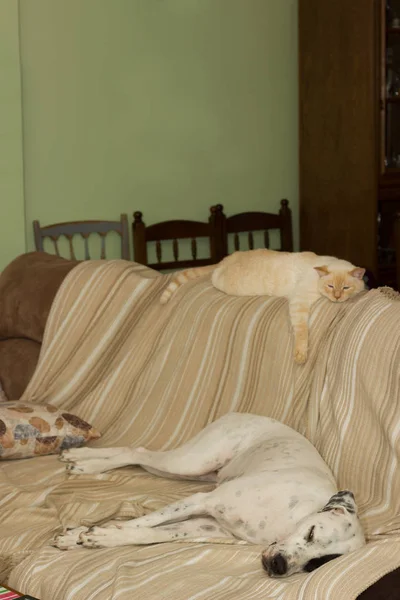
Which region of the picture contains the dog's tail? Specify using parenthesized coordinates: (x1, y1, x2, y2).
(160, 265, 216, 304)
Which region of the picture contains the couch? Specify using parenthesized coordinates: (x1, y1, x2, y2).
(0, 252, 78, 400)
(0, 253, 399, 599)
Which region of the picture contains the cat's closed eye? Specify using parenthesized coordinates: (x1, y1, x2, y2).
(327, 284, 334, 289)
(343, 286, 350, 290)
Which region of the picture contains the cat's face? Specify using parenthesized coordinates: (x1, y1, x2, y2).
(315, 266, 365, 303)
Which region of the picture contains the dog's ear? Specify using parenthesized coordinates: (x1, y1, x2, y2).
(303, 554, 343, 572)
(320, 491, 357, 516)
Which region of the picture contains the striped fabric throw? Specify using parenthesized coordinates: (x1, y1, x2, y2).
(1, 260, 399, 600)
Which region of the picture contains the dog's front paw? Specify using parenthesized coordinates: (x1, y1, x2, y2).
(53, 526, 89, 550)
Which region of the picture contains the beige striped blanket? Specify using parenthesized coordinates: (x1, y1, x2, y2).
(2, 260, 399, 599)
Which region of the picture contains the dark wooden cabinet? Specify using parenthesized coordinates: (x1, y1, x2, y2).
(299, 0, 400, 288)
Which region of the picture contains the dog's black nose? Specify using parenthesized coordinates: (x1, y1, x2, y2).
(269, 553, 288, 576)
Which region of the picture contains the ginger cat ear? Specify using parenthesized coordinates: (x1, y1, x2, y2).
(349, 268, 365, 280)
(314, 266, 329, 277)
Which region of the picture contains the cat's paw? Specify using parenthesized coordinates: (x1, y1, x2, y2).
(294, 348, 308, 364)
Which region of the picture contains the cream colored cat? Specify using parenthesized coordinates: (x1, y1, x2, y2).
(160, 249, 365, 364)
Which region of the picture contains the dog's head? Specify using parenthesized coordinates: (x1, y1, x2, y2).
(261, 491, 365, 577)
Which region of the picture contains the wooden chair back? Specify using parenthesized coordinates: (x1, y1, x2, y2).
(33, 214, 130, 260)
(133, 205, 224, 270)
(213, 198, 293, 258)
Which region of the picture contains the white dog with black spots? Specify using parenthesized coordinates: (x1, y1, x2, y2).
(55, 413, 365, 577)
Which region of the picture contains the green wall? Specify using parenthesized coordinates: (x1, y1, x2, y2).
(0, 0, 26, 270)
(1, 0, 298, 266)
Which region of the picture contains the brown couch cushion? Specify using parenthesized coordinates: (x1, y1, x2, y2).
(0, 339, 41, 400)
(0, 252, 78, 342)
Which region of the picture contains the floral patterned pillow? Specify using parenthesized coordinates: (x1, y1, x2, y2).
(0, 401, 101, 460)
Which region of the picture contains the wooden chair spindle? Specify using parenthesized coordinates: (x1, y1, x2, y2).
(51, 236, 60, 257)
(66, 234, 76, 260)
(81, 233, 90, 260)
(191, 238, 197, 260)
(248, 231, 254, 250)
(99, 233, 107, 259)
(173, 239, 179, 261)
(156, 240, 162, 263)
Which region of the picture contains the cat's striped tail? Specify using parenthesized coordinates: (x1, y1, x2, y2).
(160, 265, 216, 304)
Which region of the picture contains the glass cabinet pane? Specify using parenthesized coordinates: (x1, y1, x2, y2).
(384, 104, 400, 168)
(384, 0, 400, 170)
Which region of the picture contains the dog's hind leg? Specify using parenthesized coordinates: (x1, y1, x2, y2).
(60, 446, 130, 463)
(129, 413, 272, 479)
(64, 451, 144, 475)
(64, 413, 270, 477)
(80, 517, 235, 549)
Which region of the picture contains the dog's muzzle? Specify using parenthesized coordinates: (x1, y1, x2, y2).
(262, 552, 288, 576)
